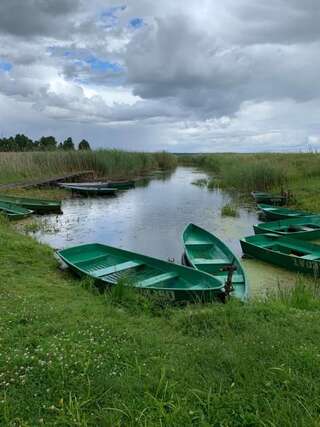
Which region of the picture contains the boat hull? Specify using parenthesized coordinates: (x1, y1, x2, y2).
(0, 194, 61, 214)
(257, 204, 309, 221)
(251, 192, 286, 206)
(240, 234, 320, 276)
(253, 216, 320, 240)
(57, 243, 225, 302)
(61, 180, 135, 190)
(63, 185, 118, 196)
(0, 201, 33, 220)
(182, 223, 248, 300)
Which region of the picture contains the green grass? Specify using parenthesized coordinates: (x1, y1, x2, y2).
(221, 203, 239, 217)
(0, 150, 177, 185)
(2, 221, 320, 425)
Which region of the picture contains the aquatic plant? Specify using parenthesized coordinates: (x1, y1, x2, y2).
(221, 203, 239, 217)
(191, 178, 208, 187)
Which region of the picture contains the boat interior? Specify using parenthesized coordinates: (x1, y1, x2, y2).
(62, 245, 216, 291)
(184, 240, 245, 285)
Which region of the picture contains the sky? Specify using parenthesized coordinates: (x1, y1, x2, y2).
(0, 0, 319, 152)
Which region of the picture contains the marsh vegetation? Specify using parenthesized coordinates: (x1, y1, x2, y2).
(0, 150, 177, 184)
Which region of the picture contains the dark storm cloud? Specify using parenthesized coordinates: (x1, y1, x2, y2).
(0, 0, 80, 37)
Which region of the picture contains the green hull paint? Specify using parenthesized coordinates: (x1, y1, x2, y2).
(251, 192, 286, 205)
(0, 194, 61, 214)
(57, 243, 225, 301)
(257, 204, 310, 221)
(106, 180, 135, 189)
(182, 223, 248, 300)
(0, 200, 33, 220)
(62, 185, 118, 196)
(241, 234, 320, 276)
(254, 216, 320, 240)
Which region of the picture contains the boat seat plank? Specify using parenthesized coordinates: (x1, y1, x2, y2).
(137, 272, 178, 288)
(91, 260, 144, 278)
(185, 241, 213, 246)
(194, 258, 227, 265)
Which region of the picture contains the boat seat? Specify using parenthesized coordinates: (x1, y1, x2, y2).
(301, 254, 320, 260)
(76, 254, 108, 266)
(194, 258, 226, 265)
(185, 241, 213, 246)
(137, 272, 178, 288)
(91, 260, 144, 278)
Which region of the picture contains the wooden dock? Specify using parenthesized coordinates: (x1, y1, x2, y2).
(0, 170, 95, 190)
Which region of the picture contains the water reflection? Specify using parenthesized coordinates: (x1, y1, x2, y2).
(34, 167, 301, 297)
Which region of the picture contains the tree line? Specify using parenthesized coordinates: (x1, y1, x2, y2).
(0, 134, 91, 152)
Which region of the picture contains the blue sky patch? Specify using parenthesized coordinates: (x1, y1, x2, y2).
(129, 18, 144, 29)
(85, 56, 122, 73)
(100, 5, 126, 28)
(0, 60, 12, 72)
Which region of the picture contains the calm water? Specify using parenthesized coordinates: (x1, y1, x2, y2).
(33, 167, 300, 297)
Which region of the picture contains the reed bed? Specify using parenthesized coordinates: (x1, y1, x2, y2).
(179, 153, 320, 192)
(0, 150, 177, 184)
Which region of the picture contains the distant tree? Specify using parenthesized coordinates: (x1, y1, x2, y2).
(14, 134, 34, 151)
(78, 139, 91, 150)
(61, 137, 75, 151)
(38, 136, 57, 151)
(0, 137, 15, 151)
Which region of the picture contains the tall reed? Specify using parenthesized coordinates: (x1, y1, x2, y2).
(0, 150, 177, 184)
(179, 152, 320, 191)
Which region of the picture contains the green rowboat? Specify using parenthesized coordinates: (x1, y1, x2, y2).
(105, 180, 135, 190)
(0, 194, 61, 214)
(251, 192, 286, 205)
(240, 234, 320, 276)
(0, 201, 33, 220)
(257, 204, 309, 221)
(254, 216, 320, 240)
(61, 185, 118, 196)
(182, 224, 248, 300)
(57, 243, 225, 301)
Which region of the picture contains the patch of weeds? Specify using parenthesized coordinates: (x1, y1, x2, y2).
(23, 222, 42, 234)
(275, 278, 320, 311)
(192, 178, 208, 188)
(221, 203, 239, 217)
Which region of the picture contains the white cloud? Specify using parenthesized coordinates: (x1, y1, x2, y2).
(0, 0, 319, 151)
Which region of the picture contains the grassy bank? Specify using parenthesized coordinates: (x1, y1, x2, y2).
(0, 150, 177, 185)
(180, 153, 320, 211)
(1, 220, 320, 425)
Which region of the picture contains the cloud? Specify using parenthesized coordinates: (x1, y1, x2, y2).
(0, 0, 319, 151)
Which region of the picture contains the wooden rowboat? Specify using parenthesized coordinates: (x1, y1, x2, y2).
(57, 243, 226, 301)
(254, 216, 320, 240)
(182, 224, 248, 300)
(61, 185, 118, 196)
(0, 200, 33, 220)
(0, 194, 61, 214)
(240, 234, 320, 276)
(251, 191, 286, 205)
(257, 204, 310, 221)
